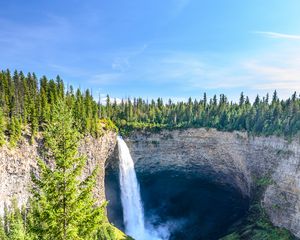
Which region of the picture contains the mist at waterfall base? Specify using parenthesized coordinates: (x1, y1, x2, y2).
(105, 138, 249, 240)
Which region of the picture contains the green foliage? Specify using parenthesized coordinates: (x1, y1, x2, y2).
(0, 217, 8, 240)
(221, 178, 295, 240)
(221, 204, 294, 240)
(254, 177, 274, 187)
(0, 200, 30, 240)
(0, 70, 118, 147)
(0, 201, 128, 240)
(0, 70, 130, 239)
(30, 100, 114, 240)
(0, 107, 6, 146)
(99, 119, 118, 133)
(8, 117, 22, 147)
(221, 232, 240, 240)
(1, 69, 300, 142)
(109, 93, 300, 138)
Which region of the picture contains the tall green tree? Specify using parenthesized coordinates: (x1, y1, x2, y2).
(1, 200, 29, 240)
(8, 117, 21, 147)
(30, 100, 111, 240)
(0, 216, 7, 240)
(0, 107, 6, 146)
(7, 202, 27, 240)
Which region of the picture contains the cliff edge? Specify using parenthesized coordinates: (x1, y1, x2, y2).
(121, 128, 300, 238)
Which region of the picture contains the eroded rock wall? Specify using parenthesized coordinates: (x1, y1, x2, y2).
(120, 128, 300, 238)
(0, 131, 117, 215)
(1, 127, 300, 238)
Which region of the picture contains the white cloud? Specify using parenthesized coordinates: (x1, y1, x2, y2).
(85, 41, 300, 100)
(99, 97, 123, 105)
(110, 44, 148, 72)
(132, 49, 300, 99)
(244, 61, 300, 81)
(255, 31, 300, 40)
(112, 57, 130, 72)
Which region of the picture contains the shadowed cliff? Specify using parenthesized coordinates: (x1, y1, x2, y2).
(106, 128, 300, 239)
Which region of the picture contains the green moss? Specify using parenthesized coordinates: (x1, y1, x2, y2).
(254, 176, 274, 187)
(220, 178, 295, 240)
(112, 226, 134, 240)
(151, 140, 159, 146)
(276, 149, 294, 158)
(220, 206, 294, 240)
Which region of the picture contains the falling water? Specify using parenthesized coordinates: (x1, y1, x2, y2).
(118, 136, 147, 239)
(118, 136, 168, 240)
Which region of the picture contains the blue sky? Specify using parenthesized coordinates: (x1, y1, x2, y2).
(1, 0, 300, 101)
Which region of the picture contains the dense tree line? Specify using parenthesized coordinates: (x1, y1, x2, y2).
(109, 92, 300, 137)
(0, 69, 299, 144)
(0, 69, 116, 147)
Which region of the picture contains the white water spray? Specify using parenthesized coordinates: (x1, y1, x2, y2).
(118, 136, 146, 238)
(118, 136, 169, 240)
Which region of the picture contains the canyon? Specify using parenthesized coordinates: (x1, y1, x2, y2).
(0, 128, 300, 238)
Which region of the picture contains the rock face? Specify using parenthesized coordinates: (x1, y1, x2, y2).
(0, 131, 117, 215)
(117, 128, 300, 238)
(79, 133, 117, 204)
(1, 127, 300, 238)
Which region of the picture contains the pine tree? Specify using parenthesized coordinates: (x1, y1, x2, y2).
(30, 106, 38, 144)
(0, 107, 6, 146)
(7, 200, 27, 240)
(0, 216, 7, 240)
(239, 92, 245, 106)
(203, 92, 207, 107)
(30, 100, 110, 240)
(106, 95, 111, 119)
(8, 117, 21, 147)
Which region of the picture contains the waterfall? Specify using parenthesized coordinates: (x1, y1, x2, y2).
(118, 136, 168, 240)
(118, 136, 147, 239)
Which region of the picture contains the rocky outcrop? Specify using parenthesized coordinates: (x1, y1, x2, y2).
(1, 127, 300, 238)
(0, 131, 117, 215)
(117, 128, 300, 238)
(79, 133, 117, 204)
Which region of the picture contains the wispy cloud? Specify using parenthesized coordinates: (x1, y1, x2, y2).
(93, 47, 300, 99)
(111, 44, 148, 72)
(89, 73, 122, 85)
(255, 31, 300, 40)
(112, 57, 130, 72)
(0, 16, 70, 45)
(173, 0, 190, 15)
(0, 15, 72, 62)
(48, 64, 88, 77)
(242, 60, 300, 91)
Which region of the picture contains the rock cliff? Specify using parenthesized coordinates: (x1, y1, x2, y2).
(118, 128, 300, 238)
(0, 131, 117, 215)
(1, 128, 300, 238)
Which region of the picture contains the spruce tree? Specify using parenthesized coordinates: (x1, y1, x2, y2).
(0, 107, 6, 146)
(8, 117, 21, 147)
(7, 200, 27, 240)
(0, 216, 7, 240)
(29, 106, 38, 144)
(30, 100, 110, 240)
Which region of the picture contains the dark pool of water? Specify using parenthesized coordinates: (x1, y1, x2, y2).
(105, 169, 249, 240)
